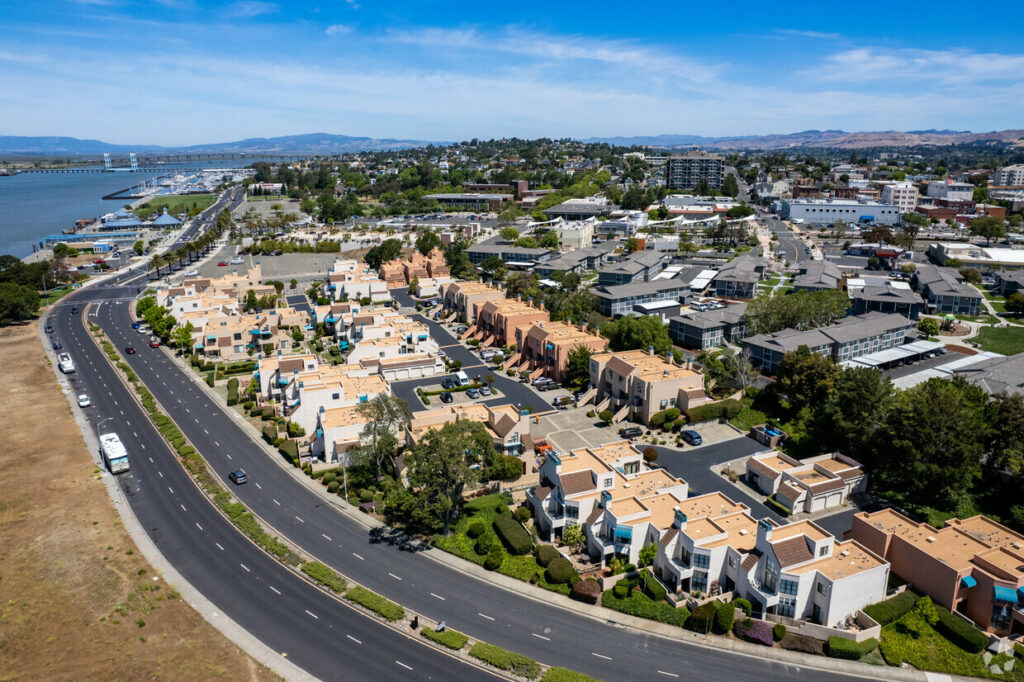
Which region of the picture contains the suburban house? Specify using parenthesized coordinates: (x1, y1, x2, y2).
(406, 402, 529, 455)
(668, 302, 748, 349)
(468, 297, 549, 348)
(912, 264, 983, 316)
(439, 280, 506, 325)
(790, 260, 843, 292)
(588, 348, 708, 424)
(511, 321, 609, 383)
(745, 452, 867, 514)
(850, 510, 1024, 635)
(741, 312, 917, 374)
(712, 256, 764, 299)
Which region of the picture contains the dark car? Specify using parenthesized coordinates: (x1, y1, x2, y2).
(228, 469, 248, 485)
(466, 388, 480, 399)
(441, 377, 455, 390)
(52, 339, 62, 350)
(71, 306, 78, 314)
(45, 324, 53, 334)
(681, 430, 703, 446)
(125, 345, 136, 354)
(620, 427, 643, 438)
(537, 381, 559, 391)
(439, 391, 454, 403)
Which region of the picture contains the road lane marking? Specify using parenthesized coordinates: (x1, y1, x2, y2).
(195, 522, 203, 531)
(321, 533, 332, 541)
(226, 453, 232, 460)
(478, 612, 494, 620)
(180, 504, 187, 512)
(352, 553, 364, 560)
(214, 441, 220, 447)
(531, 633, 550, 641)
(269, 586, 281, 595)
(149, 456, 153, 462)
(254, 482, 262, 489)
(657, 672, 679, 678)
(592, 653, 612, 660)
(273, 498, 281, 506)
(295, 516, 304, 524)
(157, 471, 163, 478)
(395, 661, 412, 671)
(305, 609, 318, 619)
(430, 592, 445, 601)
(347, 635, 362, 644)
(240, 563, 250, 572)
(168, 487, 174, 494)
(203, 428, 208, 434)
(388, 572, 402, 581)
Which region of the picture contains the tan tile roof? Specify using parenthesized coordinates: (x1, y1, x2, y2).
(772, 536, 813, 568)
(560, 470, 596, 496)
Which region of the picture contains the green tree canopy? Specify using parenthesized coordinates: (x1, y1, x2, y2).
(970, 216, 1005, 246)
(402, 421, 481, 535)
(353, 394, 412, 481)
(775, 345, 840, 411)
(0, 282, 40, 324)
(415, 230, 442, 256)
(565, 344, 594, 390)
(364, 238, 403, 269)
(745, 289, 850, 336)
(601, 315, 673, 355)
(499, 226, 520, 242)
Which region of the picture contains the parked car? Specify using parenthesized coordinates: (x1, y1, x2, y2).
(52, 339, 62, 350)
(531, 376, 553, 386)
(131, 321, 142, 329)
(230, 256, 244, 264)
(78, 394, 91, 408)
(620, 427, 643, 438)
(681, 430, 703, 446)
(937, 346, 947, 355)
(537, 381, 559, 391)
(441, 377, 455, 390)
(479, 385, 491, 396)
(217, 261, 229, 266)
(185, 269, 199, 277)
(45, 323, 53, 333)
(454, 325, 468, 334)
(466, 388, 480, 399)
(149, 337, 161, 348)
(125, 345, 136, 354)
(552, 395, 574, 408)
(228, 469, 248, 485)
(439, 391, 454, 403)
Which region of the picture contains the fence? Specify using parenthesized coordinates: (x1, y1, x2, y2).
(763, 609, 880, 643)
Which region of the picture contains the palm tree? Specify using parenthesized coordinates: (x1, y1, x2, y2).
(149, 254, 164, 279)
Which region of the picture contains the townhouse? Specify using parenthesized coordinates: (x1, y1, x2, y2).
(593, 279, 689, 318)
(197, 311, 297, 361)
(533, 244, 616, 278)
(380, 247, 450, 288)
(668, 302, 747, 350)
(511, 320, 609, 383)
(469, 296, 549, 348)
(280, 364, 389, 435)
(742, 312, 917, 374)
(596, 251, 665, 286)
(851, 510, 1024, 635)
(311, 405, 368, 465)
(439, 280, 506, 325)
(588, 348, 707, 424)
(257, 353, 322, 403)
(406, 402, 529, 456)
(790, 260, 843, 292)
(712, 256, 764, 299)
(912, 264, 982, 316)
(745, 451, 867, 514)
(996, 270, 1024, 297)
(326, 258, 390, 303)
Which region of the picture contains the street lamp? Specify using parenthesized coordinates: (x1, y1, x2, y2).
(96, 416, 114, 441)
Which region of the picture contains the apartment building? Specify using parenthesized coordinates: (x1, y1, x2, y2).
(668, 303, 747, 350)
(533, 244, 616, 277)
(597, 251, 665, 285)
(712, 256, 764, 299)
(466, 244, 552, 266)
(439, 280, 506, 324)
(380, 247, 450, 288)
(469, 297, 549, 348)
(551, 219, 596, 251)
(406, 402, 529, 455)
(513, 320, 609, 383)
(410, 275, 453, 299)
(198, 311, 296, 361)
(745, 452, 867, 514)
(994, 165, 1024, 187)
(665, 149, 724, 191)
(311, 405, 368, 464)
(589, 349, 707, 425)
(281, 364, 388, 434)
(781, 199, 901, 226)
(326, 258, 390, 303)
(851, 509, 1024, 634)
(850, 285, 922, 320)
(927, 179, 975, 202)
(912, 264, 983, 316)
(742, 312, 917, 374)
(656, 515, 888, 627)
(881, 182, 919, 213)
(593, 279, 689, 318)
(791, 260, 843, 292)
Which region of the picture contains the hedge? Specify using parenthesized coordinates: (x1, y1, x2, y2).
(685, 602, 717, 633)
(301, 561, 346, 593)
(765, 495, 792, 517)
(493, 513, 533, 555)
(421, 627, 469, 651)
(685, 398, 742, 424)
(466, 519, 486, 538)
(644, 576, 667, 602)
(541, 668, 599, 682)
(934, 606, 988, 653)
(714, 601, 735, 634)
(475, 535, 495, 555)
(205, 371, 215, 387)
(278, 439, 298, 459)
(613, 583, 629, 598)
(571, 579, 601, 604)
(344, 586, 405, 622)
(827, 636, 878, 660)
(602, 589, 690, 627)
(261, 424, 277, 443)
(733, 598, 752, 616)
(535, 544, 559, 567)
(227, 378, 239, 406)
(863, 590, 919, 626)
(545, 556, 575, 584)
(468, 642, 540, 679)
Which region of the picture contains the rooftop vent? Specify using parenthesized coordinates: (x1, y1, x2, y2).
(926, 536, 936, 543)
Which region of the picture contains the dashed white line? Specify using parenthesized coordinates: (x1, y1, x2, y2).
(140, 443, 146, 449)
(304, 609, 318, 620)
(321, 533, 332, 541)
(195, 522, 203, 531)
(254, 482, 262, 489)
(592, 653, 612, 660)
(269, 586, 281, 595)
(478, 612, 494, 621)
(133, 431, 138, 437)
(531, 633, 550, 641)
(294, 515, 304, 523)
(168, 486, 174, 494)
(226, 453, 232, 460)
(430, 592, 446, 601)
(157, 471, 163, 478)
(352, 552, 364, 560)
(203, 428, 208, 434)
(395, 661, 412, 671)
(148, 456, 153, 462)
(179, 504, 187, 512)
(240, 563, 250, 572)
(347, 635, 362, 644)
(214, 441, 220, 447)
(387, 572, 402, 581)
(657, 672, 679, 678)
(273, 499, 281, 506)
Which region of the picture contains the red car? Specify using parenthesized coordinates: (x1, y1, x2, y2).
(149, 338, 161, 348)
(93, 258, 106, 264)
(217, 261, 229, 266)
(125, 345, 136, 354)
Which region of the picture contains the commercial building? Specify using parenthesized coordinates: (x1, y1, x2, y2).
(927, 242, 1024, 271)
(665, 149, 724, 191)
(851, 509, 1024, 635)
(791, 260, 843, 292)
(926, 179, 975, 202)
(781, 199, 901, 226)
(994, 165, 1024, 187)
(466, 244, 552, 267)
(880, 182, 919, 213)
(745, 452, 867, 514)
(912, 264, 983, 316)
(551, 219, 596, 252)
(542, 197, 616, 221)
(712, 256, 764, 299)
(668, 302, 748, 350)
(589, 349, 707, 425)
(742, 312, 917, 374)
(597, 251, 665, 286)
(422, 193, 511, 212)
(593, 279, 689, 318)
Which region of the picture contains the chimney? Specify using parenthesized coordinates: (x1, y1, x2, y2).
(648, 345, 655, 357)
(517, 293, 522, 302)
(673, 507, 687, 529)
(580, 323, 587, 333)
(664, 351, 673, 365)
(756, 518, 774, 547)
(600, 490, 612, 509)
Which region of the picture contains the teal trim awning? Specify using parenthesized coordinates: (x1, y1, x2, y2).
(194, 343, 204, 350)
(994, 585, 1017, 602)
(961, 576, 977, 588)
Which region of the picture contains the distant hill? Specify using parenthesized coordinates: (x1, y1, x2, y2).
(0, 132, 439, 156)
(587, 129, 1024, 150)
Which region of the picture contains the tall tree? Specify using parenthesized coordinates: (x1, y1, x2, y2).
(404, 421, 479, 535)
(602, 315, 673, 354)
(775, 346, 840, 411)
(970, 216, 1005, 246)
(353, 394, 412, 481)
(565, 345, 594, 390)
(818, 367, 895, 464)
(172, 321, 195, 353)
(722, 173, 740, 198)
(415, 230, 442, 256)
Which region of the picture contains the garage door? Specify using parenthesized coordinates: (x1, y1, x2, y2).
(826, 493, 842, 509)
(811, 496, 826, 512)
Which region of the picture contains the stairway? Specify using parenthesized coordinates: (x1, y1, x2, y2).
(503, 352, 521, 370)
(612, 402, 631, 423)
(576, 386, 597, 405)
(529, 366, 546, 380)
(594, 397, 610, 413)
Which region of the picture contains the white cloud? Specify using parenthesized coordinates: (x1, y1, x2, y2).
(807, 47, 1024, 84)
(228, 1, 277, 18)
(324, 24, 351, 36)
(775, 29, 841, 40)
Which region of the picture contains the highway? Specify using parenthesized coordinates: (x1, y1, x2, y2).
(46, 212, 871, 681)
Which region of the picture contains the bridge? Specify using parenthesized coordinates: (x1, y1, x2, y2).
(10, 152, 306, 174)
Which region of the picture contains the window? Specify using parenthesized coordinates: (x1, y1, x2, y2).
(819, 546, 828, 557)
(992, 603, 1012, 631)
(816, 582, 827, 595)
(763, 562, 778, 594)
(331, 393, 340, 400)
(565, 505, 578, 520)
(693, 553, 710, 570)
(779, 579, 798, 596)
(728, 556, 737, 568)
(679, 546, 692, 566)
(777, 596, 796, 618)
(692, 571, 708, 593)
(660, 399, 668, 409)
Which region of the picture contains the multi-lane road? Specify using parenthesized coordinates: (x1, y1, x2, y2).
(43, 203, 873, 681)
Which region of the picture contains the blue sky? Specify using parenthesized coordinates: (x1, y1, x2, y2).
(1, 0, 1023, 145)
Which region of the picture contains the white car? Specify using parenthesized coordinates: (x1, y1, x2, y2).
(185, 269, 199, 277)
(78, 394, 91, 407)
(230, 257, 244, 265)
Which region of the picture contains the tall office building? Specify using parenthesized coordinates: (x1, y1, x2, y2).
(665, 148, 724, 191)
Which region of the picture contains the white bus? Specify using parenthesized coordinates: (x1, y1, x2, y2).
(99, 432, 130, 474)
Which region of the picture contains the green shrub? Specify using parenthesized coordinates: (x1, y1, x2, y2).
(773, 623, 787, 641)
(468, 643, 540, 679)
(534, 544, 559, 567)
(733, 598, 752, 616)
(495, 503, 509, 515)
(205, 371, 215, 387)
(864, 590, 919, 626)
(571, 578, 601, 604)
(421, 627, 469, 651)
(474, 535, 494, 555)
(327, 480, 340, 493)
(322, 470, 337, 485)
(613, 583, 629, 598)
(586, 410, 595, 418)
(493, 513, 533, 555)
(545, 556, 575, 584)
(301, 561, 346, 593)
(685, 398, 742, 423)
(344, 586, 404, 622)
(1014, 642, 1024, 660)
(765, 495, 792, 516)
(644, 577, 666, 602)
(358, 489, 373, 503)
(827, 636, 878, 660)
(467, 519, 486, 539)
(685, 602, 717, 633)
(602, 588, 690, 627)
(260, 406, 275, 420)
(598, 410, 613, 423)
(226, 378, 239, 405)
(514, 506, 532, 523)
(934, 606, 988, 653)
(278, 439, 298, 459)
(714, 601, 735, 634)
(484, 548, 505, 570)
(542, 667, 599, 682)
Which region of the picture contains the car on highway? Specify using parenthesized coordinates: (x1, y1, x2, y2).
(681, 430, 703, 446)
(125, 345, 136, 354)
(185, 269, 199, 277)
(228, 469, 248, 485)
(439, 391, 454, 403)
(479, 384, 491, 396)
(71, 306, 78, 314)
(217, 261, 229, 266)
(620, 427, 643, 439)
(149, 337, 161, 348)
(77, 394, 91, 408)
(52, 339, 62, 350)
(466, 388, 480, 399)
